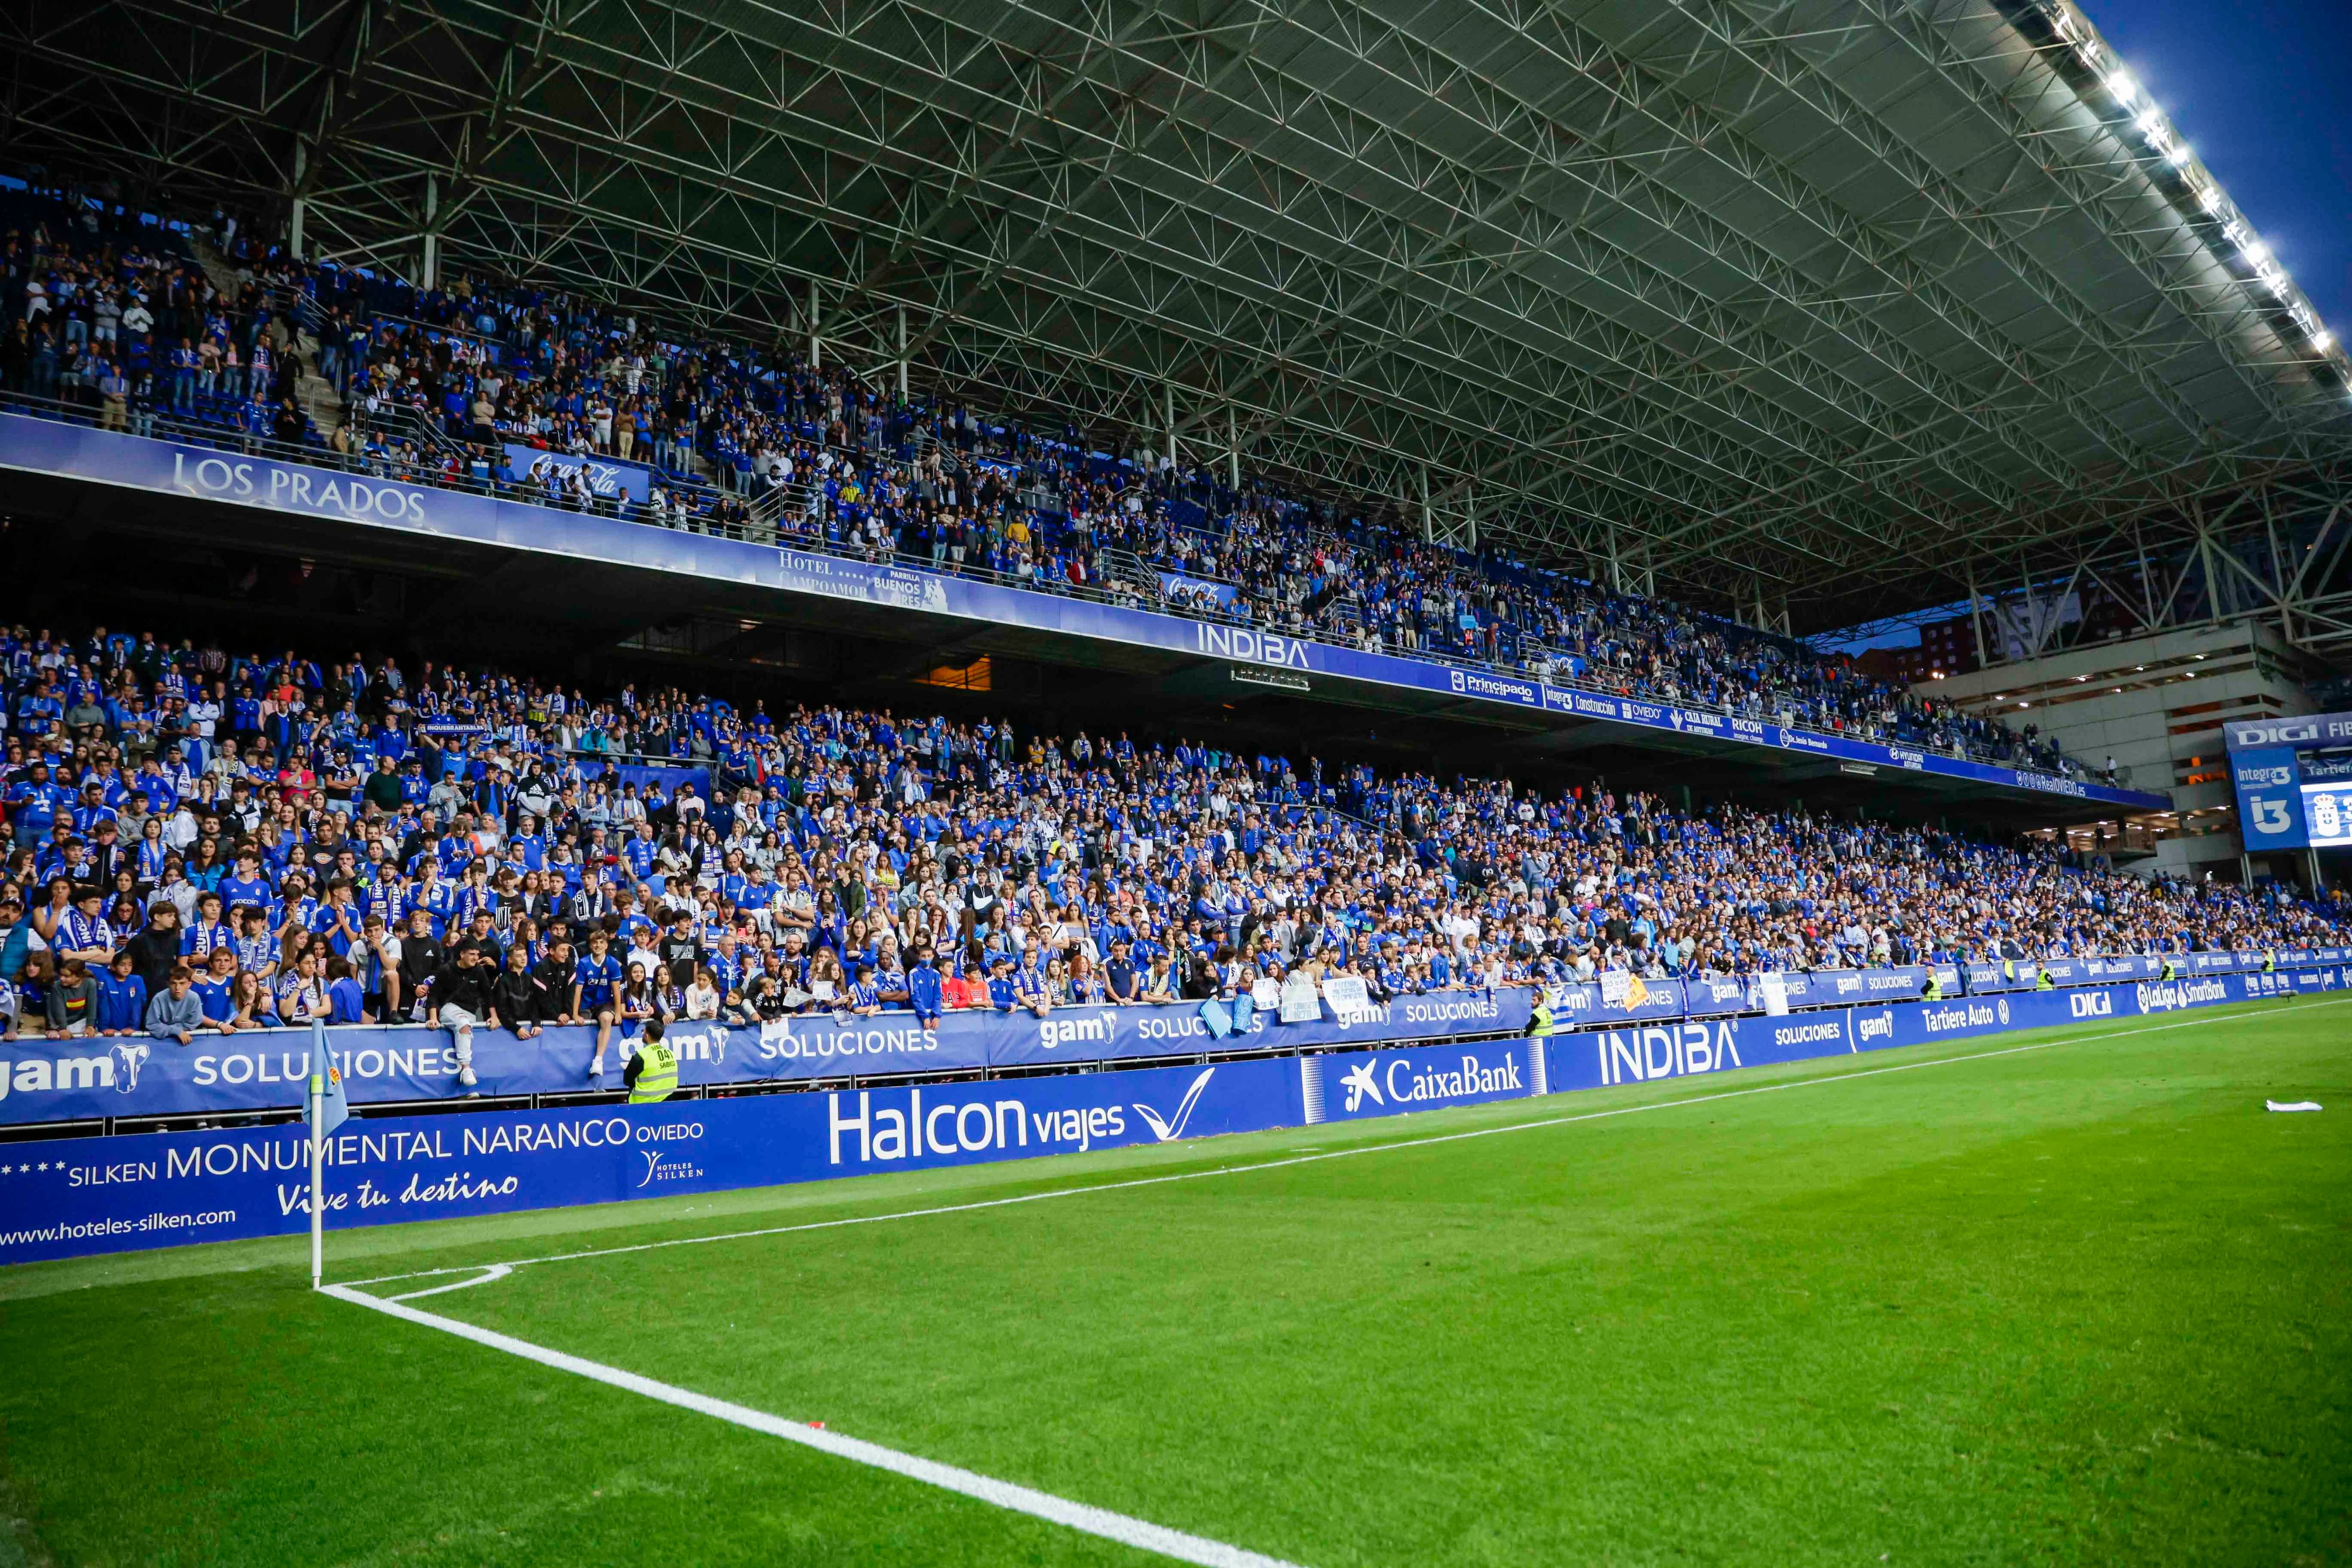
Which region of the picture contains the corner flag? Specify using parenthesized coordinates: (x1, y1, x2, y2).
(307, 1021, 347, 1290)
(307, 1020, 349, 1137)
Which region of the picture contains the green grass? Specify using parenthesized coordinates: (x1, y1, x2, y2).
(3, 998, 2348, 1567)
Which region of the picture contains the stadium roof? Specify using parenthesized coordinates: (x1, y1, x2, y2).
(10, 0, 2351, 629)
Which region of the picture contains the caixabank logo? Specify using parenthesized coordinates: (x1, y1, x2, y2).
(1325, 1047, 1526, 1116)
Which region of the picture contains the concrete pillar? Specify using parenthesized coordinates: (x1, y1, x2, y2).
(288, 140, 307, 261)
(420, 175, 439, 290)
(1226, 406, 1239, 490)
(808, 278, 822, 370)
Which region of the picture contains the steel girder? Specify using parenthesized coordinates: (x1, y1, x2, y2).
(3, 0, 2347, 632)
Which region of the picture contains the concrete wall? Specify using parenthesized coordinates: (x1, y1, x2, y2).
(1918, 621, 2325, 875)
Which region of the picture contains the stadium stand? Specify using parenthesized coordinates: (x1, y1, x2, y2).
(0, 186, 2097, 784)
(1, 620, 2342, 1049)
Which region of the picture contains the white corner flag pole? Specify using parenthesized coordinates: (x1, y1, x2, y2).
(310, 1056, 326, 1291)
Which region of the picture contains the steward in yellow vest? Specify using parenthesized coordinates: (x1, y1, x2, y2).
(626, 1017, 679, 1104)
(1528, 993, 1558, 1037)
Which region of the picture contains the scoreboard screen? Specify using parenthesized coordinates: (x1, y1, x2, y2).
(2304, 776, 2352, 845)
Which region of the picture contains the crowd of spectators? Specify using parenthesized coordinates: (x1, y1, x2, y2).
(0, 183, 2091, 781)
(1, 624, 2340, 1074)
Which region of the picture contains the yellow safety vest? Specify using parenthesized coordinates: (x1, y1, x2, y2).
(2034, 968, 2055, 991)
(1921, 974, 1943, 1001)
(628, 1038, 679, 1103)
(2159, 958, 2177, 981)
(1528, 1003, 1556, 1039)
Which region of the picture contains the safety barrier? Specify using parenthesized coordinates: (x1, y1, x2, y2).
(0, 959, 2336, 1264)
(4, 949, 2343, 1131)
(4, 948, 2339, 1132)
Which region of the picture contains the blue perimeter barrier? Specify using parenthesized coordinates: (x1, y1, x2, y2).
(2, 948, 2340, 1130)
(0, 960, 2340, 1264)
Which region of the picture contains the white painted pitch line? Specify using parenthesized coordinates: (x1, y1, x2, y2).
(320, 1282, 1306, 1568)
(389, 1264, 511, 1301)
(336, 996, 2346, 1292)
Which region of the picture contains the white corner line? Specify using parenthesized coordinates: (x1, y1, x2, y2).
(319, 1282, 1306, 1568)
(389, 1264, 512, 1301)
(336, 996, 2347, 1292)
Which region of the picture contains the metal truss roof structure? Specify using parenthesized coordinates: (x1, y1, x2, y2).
(8, 0, 2350, 634)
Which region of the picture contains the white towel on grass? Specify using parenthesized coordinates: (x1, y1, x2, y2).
(2265, 1100, 2323, 1113)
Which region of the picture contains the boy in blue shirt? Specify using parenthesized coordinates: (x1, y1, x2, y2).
(906, 944, 944, 1029)
(95, 949, 149, 1034)
(985, 953, 1018, 1012)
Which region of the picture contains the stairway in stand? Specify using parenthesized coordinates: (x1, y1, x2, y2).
(191, 234, 346, 446)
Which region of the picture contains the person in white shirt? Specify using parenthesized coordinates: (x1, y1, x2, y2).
(682, 969, 722, 1020)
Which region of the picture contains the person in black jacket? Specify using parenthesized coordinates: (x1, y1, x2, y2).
(395, 910, 443, 1023)
(492, 941, 552, 1040)
(533, 940, 579, 1025)
(423, 939, 498, 1088)
(126, 904, 186, 998)
(657, 909, 702, 990)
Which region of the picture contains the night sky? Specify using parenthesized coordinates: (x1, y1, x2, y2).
(2084, 0, 2352, 339)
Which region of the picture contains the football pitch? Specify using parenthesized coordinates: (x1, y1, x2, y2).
(2, 998, 2346, 1566)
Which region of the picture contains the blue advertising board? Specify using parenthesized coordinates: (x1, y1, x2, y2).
(0, 1055, 1302, 1265)
(2224, 712, 2352, 851)
(500, 443, 652, 502)
(0, 414, 2165, 811)
(1539, 962, 2343, 1095)
(0, 989, 1536, 1129)
(8, 948, 2339, 1130)
(1301, 1038, 1538, 1123)
(2, 964, 2336, 1265)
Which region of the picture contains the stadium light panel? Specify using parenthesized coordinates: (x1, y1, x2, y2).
(2106, 71, 2139, 106)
